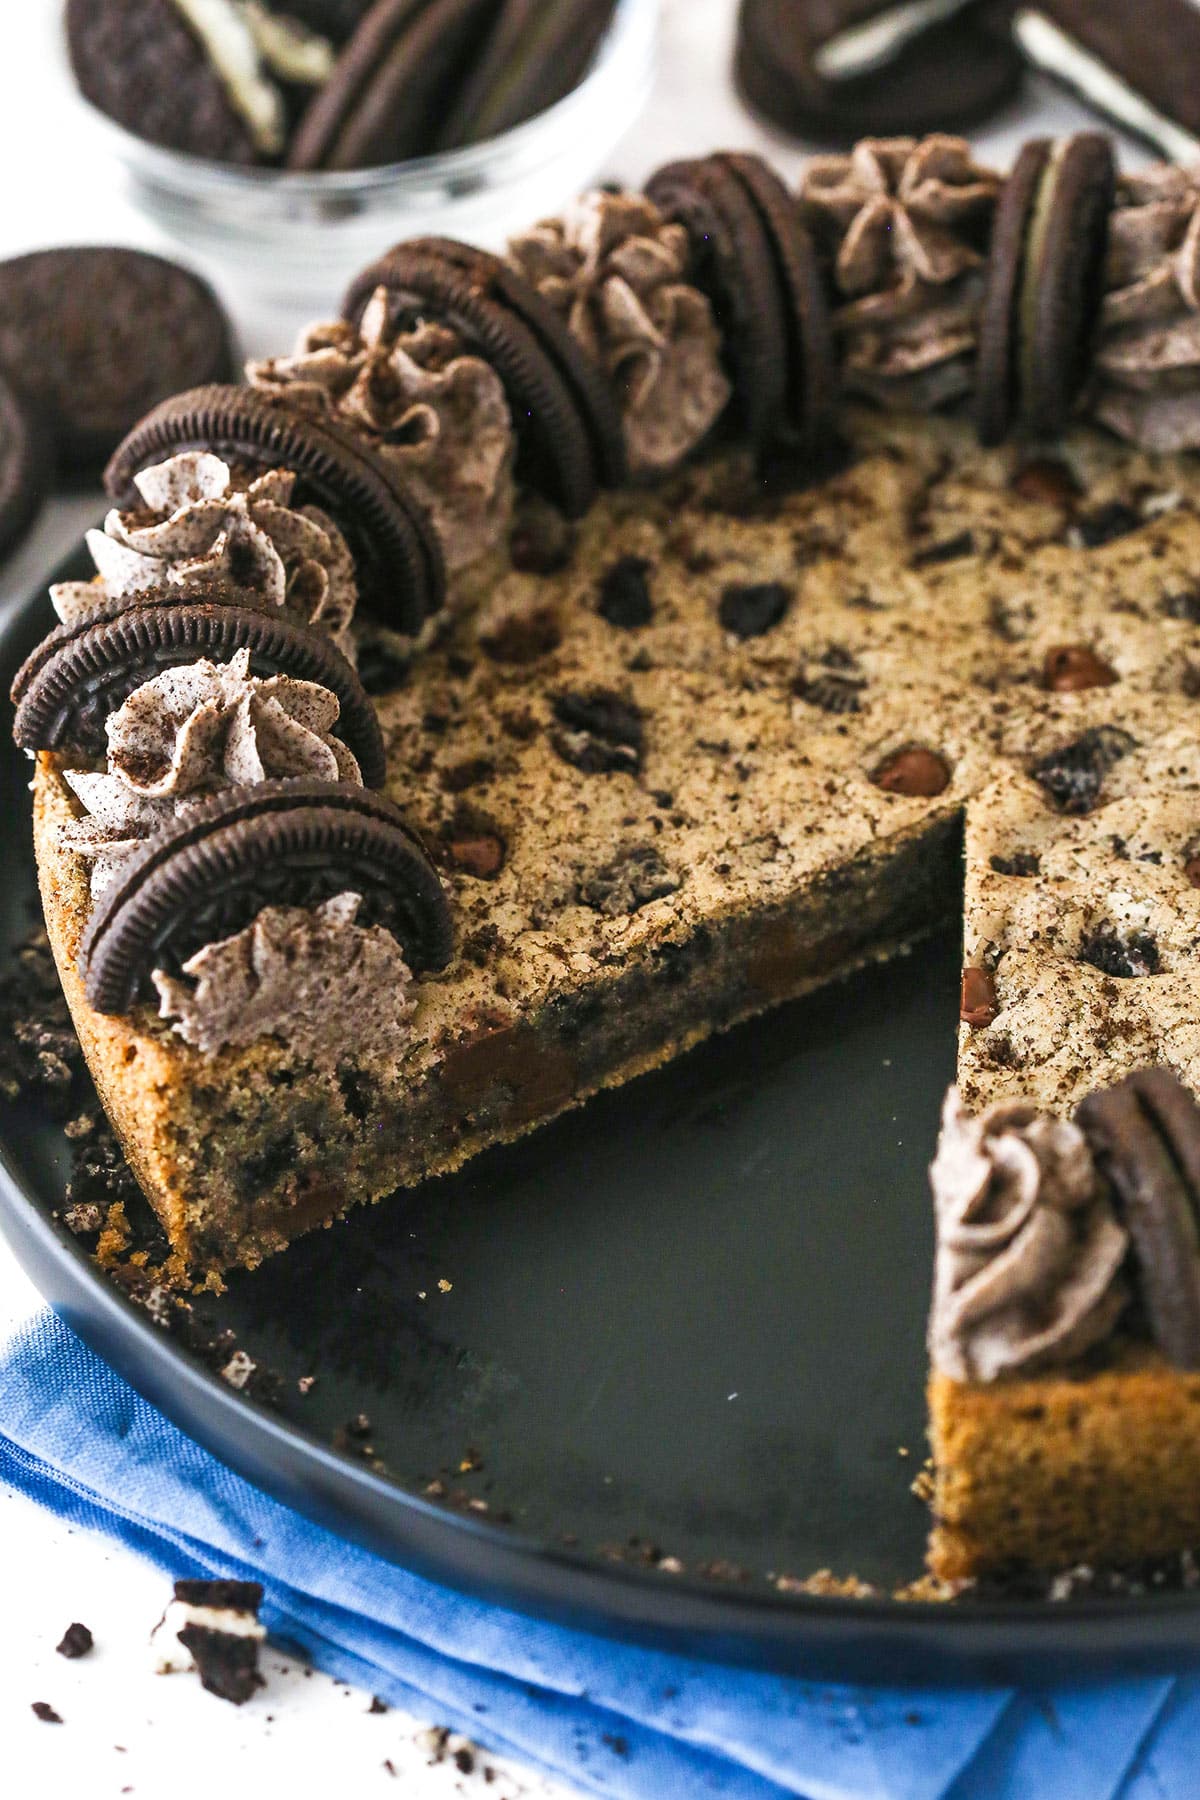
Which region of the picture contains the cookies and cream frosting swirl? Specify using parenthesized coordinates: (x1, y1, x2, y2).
(51, 452, 358, 657)
(929, 1089, 1130, 1383)
(800, 135, 999, 410)
(1091, 164, 1200, 452)
(153, 891, 416, 1061)
(506, 191, 733, 478)
(248, 289, 515, 572)
(60, 649, 361, 900)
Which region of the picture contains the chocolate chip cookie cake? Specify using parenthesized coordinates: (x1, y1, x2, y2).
(19, 135, 1200, 1585)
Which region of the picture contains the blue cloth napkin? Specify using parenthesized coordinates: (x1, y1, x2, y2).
(1, 1311, 1198, 1799)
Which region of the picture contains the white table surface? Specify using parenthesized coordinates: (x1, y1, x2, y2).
(0, 5, 1134, 1794)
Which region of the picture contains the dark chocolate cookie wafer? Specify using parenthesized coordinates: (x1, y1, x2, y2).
(975, 133, 1114, 445)
(435, 0, 618, 149)
(0, 249, 235, 474)
(289, 0, 504, 171)
(11, 595, 386, 786)
(104, 387, 443, 631)
(343, 242, 624, 512)
(82, 780, 454, 1013)
(1077, 1070, 1200, 1370)
(714, 152, 838, 457)
(646, 155, 789, 453)
(735, 0, 1024, 145)
(1014, 1, 1200, 162)
(0, 372, 48, 564)
(67, 0, 260, 163)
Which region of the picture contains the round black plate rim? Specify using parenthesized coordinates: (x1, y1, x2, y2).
(4, 563, 1200, 1682)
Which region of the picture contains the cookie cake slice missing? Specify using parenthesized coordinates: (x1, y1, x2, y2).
(20, 137, 1200, 1584)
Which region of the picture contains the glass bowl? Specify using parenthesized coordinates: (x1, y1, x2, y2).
(71, 0, 658, 310)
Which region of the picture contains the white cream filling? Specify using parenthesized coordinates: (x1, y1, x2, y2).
(1015, 11, 1200, 164)
(151, 1600, 266, 1675)
(170, 0, 333, 155)
(814, 0, 974, 80)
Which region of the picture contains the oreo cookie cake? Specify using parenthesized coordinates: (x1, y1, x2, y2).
(19, 135, 1200, 1583)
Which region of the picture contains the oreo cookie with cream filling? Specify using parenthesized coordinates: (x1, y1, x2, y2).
(975, 133, 1114, 445)
(104, 386, 443, 633)
(81, 779, 454, 1014)
(151, 1579, 265, 1705)
(645, 155, 791, 454)
(734, 0, 1024, 144)
(66, 0, 337, 164)
(288, 0, 504, 171)
(433, 0, 619, 149)
(343, 241, 625, 514)
(10, 594, 386, 786)
(1013, 1, 1200, 163)
(1077, 1070, 1200, 1370)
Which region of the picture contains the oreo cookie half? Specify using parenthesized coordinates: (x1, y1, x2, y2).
(734, 0, 1024, 145)
(343, 241, 624, 514)
(645, 155, 790, 453)
(104, 387, 443, 633)
(976, 133, 1115, 445)
(713, 152, 839, 457)
(1077, 1069, 1200, 1370)
(82, 779, 454, 1015)
(11, 596, 386, 787)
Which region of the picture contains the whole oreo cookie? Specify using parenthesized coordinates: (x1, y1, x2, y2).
(0, 249, 235, 474)
(975, 133, 1115, 444)
(289, 0, 502, 170)
(11, 595, 386, 786)
(713, 152, 839, 457)
(1077, 1069, 1200, 1370)
(734, 0, 1024, 145)
(0, 372, 49, 565)
(104, 386, 443, 632)
(435, 0, 619, 149)
(646, 155, 790, 453)
(81, 779, 454, 1014)
(343, 240, 625, 513)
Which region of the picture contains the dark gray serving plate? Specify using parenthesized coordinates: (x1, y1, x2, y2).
(2, 558, 1199, 1683)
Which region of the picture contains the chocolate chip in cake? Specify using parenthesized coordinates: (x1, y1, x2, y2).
(551, 690, 644, 776)
(55, 1623, 93, 1660)
(718, 581, 792, 639)
(597, 555, 654, 629)
(481, 606, 563, 665)
(1080, 925, 1161, 979)
(1031, 726, 1135, 815)
(444, 832, 506, 880)
(1012, 458, 1081, 509)
(871, 747, 951, 798)
(1070, 501, 1143, 549)
(990, 850, 1041, 877)
(1042, 645, 1117, 692)
(578, 846, 680, 917)
(960, 967, 999, 1028)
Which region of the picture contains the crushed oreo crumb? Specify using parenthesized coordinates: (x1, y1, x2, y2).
(794, 669, 865, 714)
(1031, 727, 1135, 815)
(718, 581, 792, 639)
(56, 1623, 93, 1660)
(31, 1702, 62, 1724)
(0, 928, 82, 1114)
(551, 690, 644, 776)
(578, 846, 680, 917)
(911, 530, 975, 567)
(1161, 589, 1200, 624)
(1070, 502, 1143, 549)
(1079, 925, 1160, 979)
(597, 555, 654, 628)
(989, 851, 1041, 877)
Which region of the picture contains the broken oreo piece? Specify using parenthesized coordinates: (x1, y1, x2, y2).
(81, 780, 454, 1015)
(104, 387, 443, 633)
(1030, 724, 1134, 815)
(976, 133, 1115, 444)
(152, 1578, 266, 1706)
(550, 689, 644, 776)
(1077, 1070, 1200, 1369)
(56, 1623, 94, 1660)
(11, 595, 386, 788)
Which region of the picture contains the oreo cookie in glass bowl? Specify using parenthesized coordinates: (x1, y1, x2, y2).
(62, 0, 657, 305)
